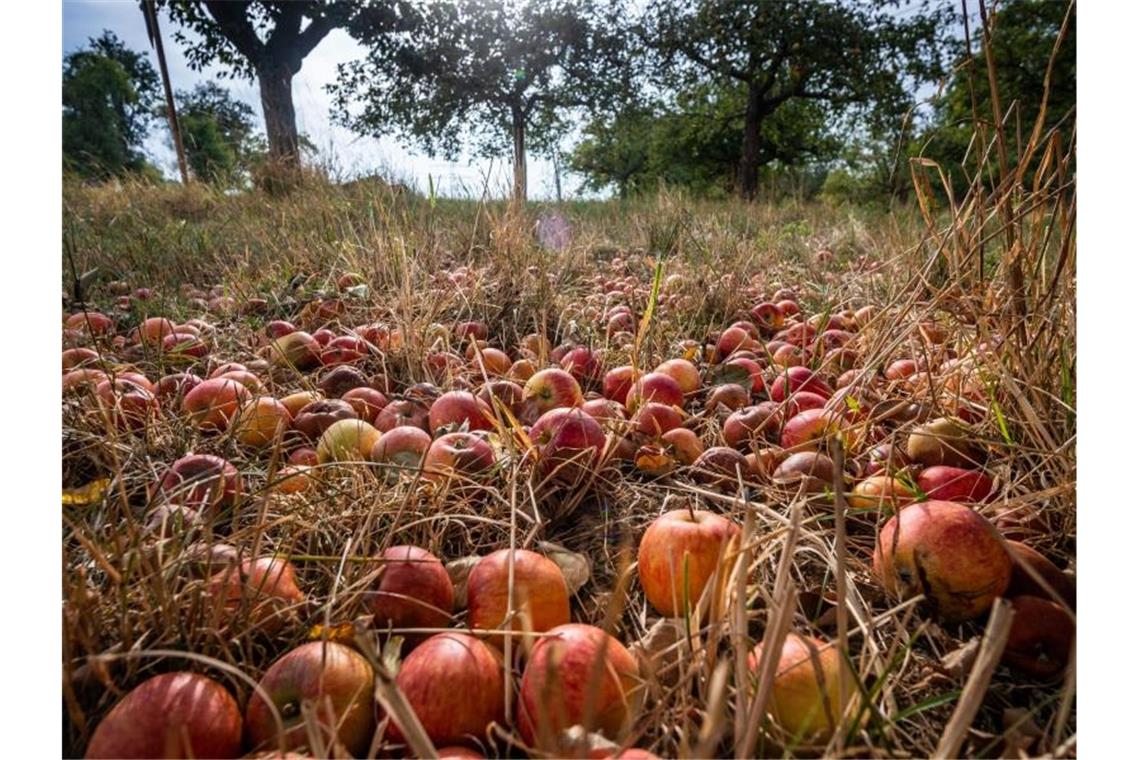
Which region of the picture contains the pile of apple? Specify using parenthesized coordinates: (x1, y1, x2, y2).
(62, 272, 1074, 757)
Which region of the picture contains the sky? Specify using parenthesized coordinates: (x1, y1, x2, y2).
(62, 0, 577, 199)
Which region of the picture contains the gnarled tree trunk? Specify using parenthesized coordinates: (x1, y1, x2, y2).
(737, 83, 764, 201)
(258, 63, 300, 168)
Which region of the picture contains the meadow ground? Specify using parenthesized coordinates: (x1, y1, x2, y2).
(61, 176, 1075, 758)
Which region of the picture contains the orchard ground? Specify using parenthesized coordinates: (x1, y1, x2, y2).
(61, 176, 1075, 758)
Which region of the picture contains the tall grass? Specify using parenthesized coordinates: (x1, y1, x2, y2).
(62, 3, 1074, 757)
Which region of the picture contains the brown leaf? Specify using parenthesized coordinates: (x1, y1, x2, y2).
(538, 542, 592, 594)
(446, 555, 482, 608)
(940, 636, 981, 680)
(631, 617, 686, 688)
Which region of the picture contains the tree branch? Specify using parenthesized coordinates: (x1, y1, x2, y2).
(202, 1, 263, 63)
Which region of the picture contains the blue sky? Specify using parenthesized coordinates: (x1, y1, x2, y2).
(62, 0, 571, 198)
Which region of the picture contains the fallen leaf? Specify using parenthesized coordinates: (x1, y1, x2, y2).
(538, 542, 591, 594)
(63, 478, 111, 507)
(446, 555, 482, 608)
(940, 636, 981, 680)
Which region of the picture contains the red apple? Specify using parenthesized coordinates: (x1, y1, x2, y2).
(423, 432, 496, 482)
(780, 408, 847, 452)
(523, 368, 584, 421)
(154, 453, 241, 514)
(603, 366, 641, 403)
(625, 372, 683, 412)
(872, 500, 1011, 623)
(517, 624, 641, 749)
(385, 633, 505, 747)
(654, 358, 701, 395)
(466, 548, 571, 638)
(207, 556, 305, 635)
(916, 466, 995, 503)
(367, 545, 454, 639)
(769, 366, 832, 403)
(705, 383, 751, 414)
(663, 427, 704, 465)
(429, 390, 494, 434)
(84, 672, 242, 759)
(637, 509, 739, 617)
(182, 377, 251, 432)
(317, 365, 369, 398)
(342, 387, 388, 421)
(530, 407, 606, 482)
(371, 425, 432, 470)
(561, 346, 604, 387)
(245, 641, 375, 756)
(631, 401, 684, 437)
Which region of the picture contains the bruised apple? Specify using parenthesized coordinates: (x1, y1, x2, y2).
(154, 453, 242, 515)
(245, 641, 375, 756)
(872, 500, 1011, 623)
(1001, 595, 1074, 679)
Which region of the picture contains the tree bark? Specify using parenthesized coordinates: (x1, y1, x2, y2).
(258, 63, 300, 168)
(511, 107, 527, 205)
(737, 83, 764, 201)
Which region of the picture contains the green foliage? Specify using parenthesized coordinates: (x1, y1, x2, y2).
(331, 0, 630, 162)
(62, 31, 160, 179)
(915, 0, 1075, 195)
(571, 81, 839, 199)
(166, 83, 264, 185)
(634, 0, 954, 199)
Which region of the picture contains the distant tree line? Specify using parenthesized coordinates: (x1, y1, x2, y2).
(62, 0, 1074, 203)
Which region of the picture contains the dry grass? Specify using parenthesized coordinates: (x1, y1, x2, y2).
(61, 10, 1075, 754)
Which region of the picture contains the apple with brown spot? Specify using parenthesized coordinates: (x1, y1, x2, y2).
(245, 641, 375, 756)
(872, 500, 1011, 623)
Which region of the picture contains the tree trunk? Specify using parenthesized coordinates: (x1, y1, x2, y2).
(258, 63, 300, 168)
(737, 83, 764, 201)
(511, 108, 527, 205)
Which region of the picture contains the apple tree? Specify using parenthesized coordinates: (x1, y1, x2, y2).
(331, 0, 631, 203)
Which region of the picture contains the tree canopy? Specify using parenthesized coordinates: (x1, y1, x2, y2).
(165, 82, 264, 185)
(162, 1, 355, 169)
(62, 31, 161, 179)
(332, 0, 629, 202)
